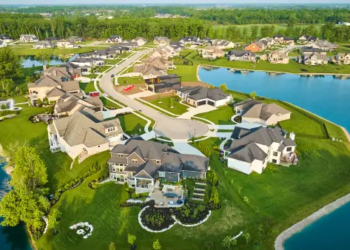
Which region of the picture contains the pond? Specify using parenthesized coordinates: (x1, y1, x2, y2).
(198, 66, 350, 132)
(0, 158, 32, 250)
(21, 54, 77, 68)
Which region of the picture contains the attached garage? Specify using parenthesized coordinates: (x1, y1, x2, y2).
(196, 100, 206, 106)
(207, 100, 216, 106)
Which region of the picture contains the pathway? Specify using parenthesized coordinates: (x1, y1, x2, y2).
(99, 50, 209, 140)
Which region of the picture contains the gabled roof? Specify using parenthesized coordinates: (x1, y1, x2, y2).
(178, 86, 229, 101)
(228, 50, 255, 57)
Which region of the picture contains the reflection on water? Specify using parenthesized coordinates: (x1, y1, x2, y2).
(21, 54, 77, 68)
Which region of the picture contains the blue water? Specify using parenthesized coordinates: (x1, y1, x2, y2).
(199, 66, 350, 250)
(198, 66, 350, 133)
(284, 202, 350, 250)
(21, 54, 77, 68)
(0, 159, 32, 250)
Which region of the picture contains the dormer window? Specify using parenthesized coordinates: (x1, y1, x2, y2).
(106, 127, 116, 133)
(132, 159, 138, 163)
(156, 160, 160, 164)
(117, 154, 124, 158)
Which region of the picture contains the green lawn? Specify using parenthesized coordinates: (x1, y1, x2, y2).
(105, 59, 123, 65)
(4, 95, 28, 103)
(118, 52, 132, 59)
(118, 76, 144, 85)
(170, 65, 198, 82)
(97, 66, 112, 73)
(196, 105, 235, 125)
(86, 73, 99, 79)
(119, 113, 148, 135)
(79, 81, 96, 93)
(148, 97, 189, 115)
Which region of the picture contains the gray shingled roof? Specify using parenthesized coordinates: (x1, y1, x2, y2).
(135, 161, 158, 179)
(179, 86, 229, 101)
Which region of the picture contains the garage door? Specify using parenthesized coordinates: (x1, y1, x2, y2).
(197, 100, 206, 106)
(207, 100, 215, 106)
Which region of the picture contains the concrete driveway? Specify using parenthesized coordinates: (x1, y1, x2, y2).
(177, 104, 217, 119)
(99, 50, 209, 140)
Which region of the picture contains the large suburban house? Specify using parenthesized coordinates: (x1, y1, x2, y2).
(298, 48, 328, 65)
(20, 34, 39, 43)
(228, 50, 256, 62)
(234, 99, 291, 125)
(48, 108, 124, 159)
(70, 57, 104, 73)
(69, 36, 84, 43)
(297, 35, 318, 44)
(106, 35, 122, 44)
(245, 41, 266, 52)
(27, 66, 81, 104)
(332, 53, 350, 65)
(170, 41, 185, 51)
(268, 51, 289, 64)
(179, 36, 200, 45)
(108, 137, 209, 193)
(33, 40, 54, 49)
(145, 74, 181, 93)
(119, 41, 138, 49)
(153, 36, 171, 46)
(57, 40, 80, 48)
(224, 126, 297, 175)
(0, 34, 13, 43)
(211, 39, 235, 49)
(259, 37, 275, 48)
(311, 40, 338, 51)
(273, 34, 294, 44)
(131, 37, 148, 46)
(54, 94, 103, 117)
(177, 86, 232, 107)
(199, 46, 225, 60)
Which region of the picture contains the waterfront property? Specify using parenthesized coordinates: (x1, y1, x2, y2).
(177, 86, 232, 107)
(57, 39, 80, 48)
(145, 74, 181, 93)
(225, 126, 297, 174)
(108, 137, 208, 193)
(0, 34, 13, 43)
(298, 48, 328, 65)
(33, 40, 54, 49)
(332, 53, 350, 65)
(48, 108, 124, 159)
(267, 51, 289, 64)
(199, 46, 225, 60)
(227, 50, 256, 62)
(234, 99, 291, 125)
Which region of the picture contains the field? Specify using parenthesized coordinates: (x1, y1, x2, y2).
(117, 76, 144, 85)
(147, 96, 189, 115)
(79, 81, 96, 93)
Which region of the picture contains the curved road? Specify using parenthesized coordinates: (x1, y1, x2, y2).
(99, 50, 209, 140)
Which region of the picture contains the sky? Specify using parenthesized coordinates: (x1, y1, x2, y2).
(1, 0, 350, 5)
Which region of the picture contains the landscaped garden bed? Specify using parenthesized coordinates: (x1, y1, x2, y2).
(173, 203, 210, 225)
(140, 207, 175, 231)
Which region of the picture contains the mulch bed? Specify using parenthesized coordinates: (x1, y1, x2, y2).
(140, 207, 175, 231)
(173, 203, 210, 224)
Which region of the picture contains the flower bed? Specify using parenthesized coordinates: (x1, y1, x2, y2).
(173, 203, 210, 225)
(140, 206, 175, 231)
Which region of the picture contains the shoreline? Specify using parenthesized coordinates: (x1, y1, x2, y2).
(198, 64, 350, 77)
(274, 193, 350, 250)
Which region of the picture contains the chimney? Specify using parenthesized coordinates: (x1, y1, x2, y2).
(43, 65, 47, 71)
(290, 132, 295, 141)
(53, 70, 57, 76)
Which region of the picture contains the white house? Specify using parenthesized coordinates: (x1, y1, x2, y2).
(48, 108, 124, 159)
(225, 126, 297, 175)
(106, 35, 122, 44)
(0, 40, 7, 48)
(0, 34, 13, 43)
(20, 34, 39, 43)
(131, 37, 148, 46)
(57, 40, 80, 48)
(33, 40, 54, 49)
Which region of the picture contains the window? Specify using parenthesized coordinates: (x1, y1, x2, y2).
(286, 147, 292, 152)
(118, 154, 124, 158)
(107, 127, 116, 133)
(159, 172, 165, 178)
(112, 167, 116, 172)
(132, 159, 138, 164)
(272, 159, 277, 164)
(156, 160, 160, 164)
(273, 152, 278, 157)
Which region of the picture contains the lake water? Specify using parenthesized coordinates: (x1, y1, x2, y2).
(199, 66, 350, 250)
(198, 66, 350, 132)
(21, 54, 77, 68)
(0, 158, 32, 250)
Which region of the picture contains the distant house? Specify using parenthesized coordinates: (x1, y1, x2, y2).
(177, 86, 232, 107)
(298, 35, 318, 44)
(268, 51, 289, 64)
(108, 137, 208, 192)
(108, 45, 130, 54)
(119, 41, 138, 49)
(234, 99, 291, 125)
(228, 50, 256, 62)
(48, 108, 123, 158)
(298, 48, 328, 65)
(245, 41, 266, 52)
(211, 39, 235, 49)
(259, 37, 275, 48)
(273, 34, 285, 43)
(33, 40, 54, 49)
(224, 126, 297, 174)
(200, 46, 225, 60)
(69, 36, 84, 43)
(0, 34, 13, 43)
(332, 53, 350, 65)
(20, 34, 39, 43)
(0, 40, 7, 48)
(311, 40, 338, 51)
(170, 41, 184, 51)
(70, 58, 104, 73)
(57, 40, 80, 48)
(145, 74, 181, 93)
(131, 37, 148, 46)
(153, 36, 171, 46)
(106, 35, 122, 44)
(179, 36, 200, 45)
(54, 94, 103, 117)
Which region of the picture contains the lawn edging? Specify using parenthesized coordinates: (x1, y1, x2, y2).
(138, 206, 177, 233)
(171, 210, 212, 227)
(275, 193, 350, 250)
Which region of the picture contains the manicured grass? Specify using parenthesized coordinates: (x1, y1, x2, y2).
(4, 95, 28, 103)
(118, 113, 148, 135)
(86, 73, 99, 79)
(118, 76, 144, 85)
(79, 81, 96, 93)
(196, 105, 235, 125)
(97, 66, 112, 73)
(105, 58, 123, 65)
(148, 97, 189, 115)
(137, 99, 178, 117)
(118, 52, 132, 59)
(170, 65, 198, 82)
(8, 44, 107, 56)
